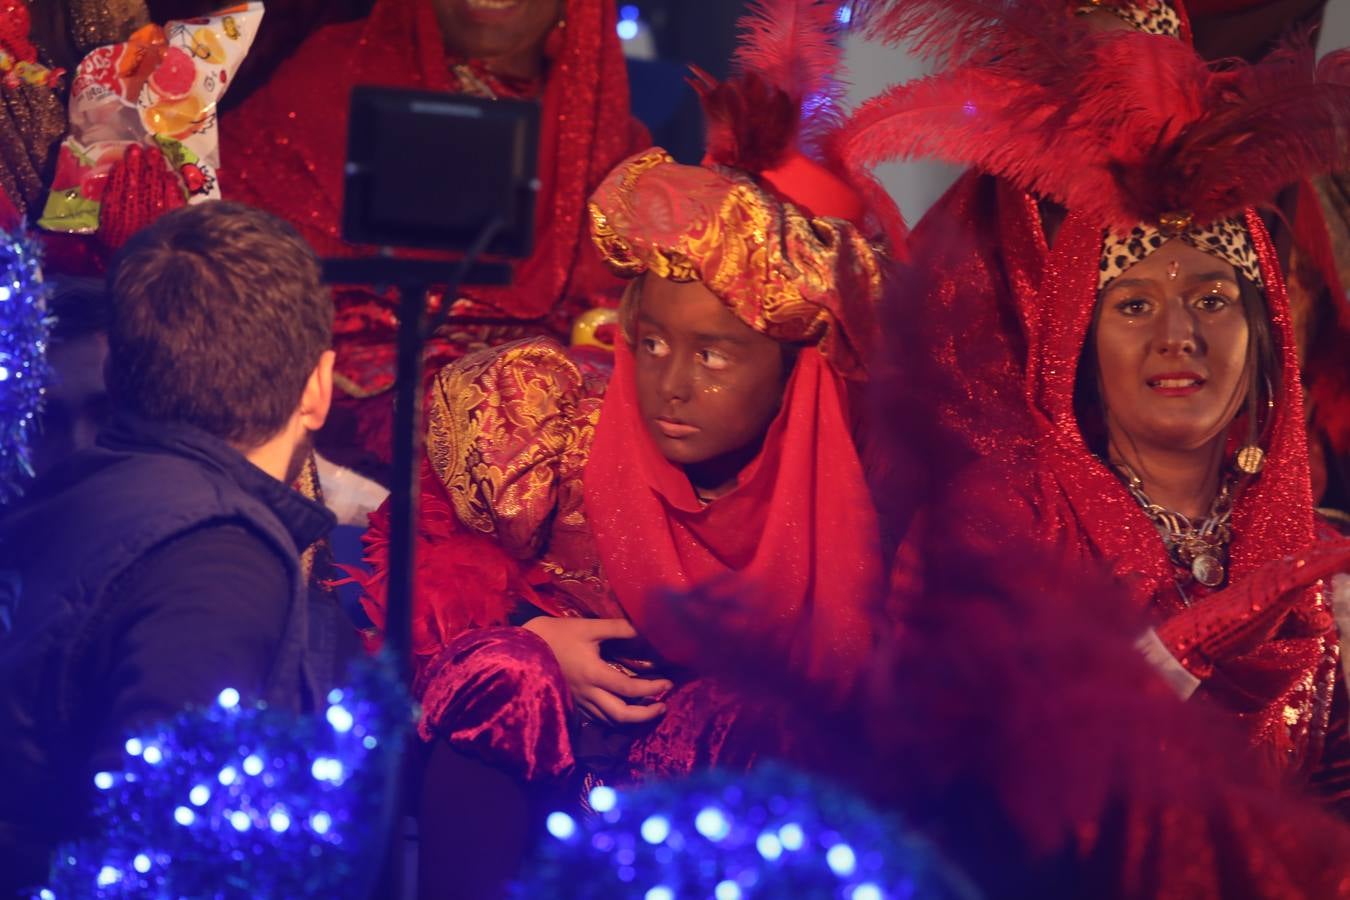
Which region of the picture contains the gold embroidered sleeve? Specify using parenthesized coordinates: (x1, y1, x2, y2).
(425, 337, 600, 560)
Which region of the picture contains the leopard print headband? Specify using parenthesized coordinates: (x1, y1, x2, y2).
(1098, 217, 1265, 290)
(1075, 0, 1182, 37)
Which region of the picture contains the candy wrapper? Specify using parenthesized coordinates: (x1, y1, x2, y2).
(0, 51, 64, 91)
(37, 4, 264, 233)
(0, 0, 64, 90)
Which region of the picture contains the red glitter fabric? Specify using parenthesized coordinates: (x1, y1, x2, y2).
(218, 0, 648, 469)
(953, 208, 1342, 774)
(585, 340, 885, 700)
(866, 172, 1048, 553)
(894, 170, 1046, 462)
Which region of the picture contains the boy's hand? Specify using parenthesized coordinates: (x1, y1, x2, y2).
(523, 617, 672, 725)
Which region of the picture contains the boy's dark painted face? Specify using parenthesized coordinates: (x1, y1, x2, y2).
(632, 276, 790, 469)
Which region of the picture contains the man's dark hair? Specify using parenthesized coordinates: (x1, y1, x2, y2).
(107, 202, 333, 447)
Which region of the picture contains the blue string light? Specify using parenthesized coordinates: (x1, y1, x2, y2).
(517, 765, 981, 899)
(38, 656, 409, 899)
(0, 229, 49, 504)
(640, 816, 670, 845)
(589, 785, 618, 814)
(546, 811, 579, 841)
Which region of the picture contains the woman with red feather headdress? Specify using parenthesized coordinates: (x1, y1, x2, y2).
(216, 0, 650, 478)
(861, 0, 1350, 565)
(348, 1, 901, 893)
(858, 0, 1199, 546)
(836, 0, 1350, 804)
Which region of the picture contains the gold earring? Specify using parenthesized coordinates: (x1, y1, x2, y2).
(1235, 445, 1265, 475)
(1236, 375, 1275, 475)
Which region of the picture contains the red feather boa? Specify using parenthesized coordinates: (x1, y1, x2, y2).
(350, 462, 540, 678)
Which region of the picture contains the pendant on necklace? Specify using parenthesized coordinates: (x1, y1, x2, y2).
(1191, 553, 1224, 587)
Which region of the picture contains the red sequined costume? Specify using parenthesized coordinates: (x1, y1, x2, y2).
(354, 0, 897, 786)
(218, 0, 649, 475)
(842, 0, 1350, 793)
(958, 210, 1349, 773)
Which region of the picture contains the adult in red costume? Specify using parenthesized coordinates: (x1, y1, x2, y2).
(352, 2, 899, 893)
(847, 1, 1195, 536)
(218, 0, 649, 477)
(838, 0, 1350, 802)
(967, 211, 1350, 779)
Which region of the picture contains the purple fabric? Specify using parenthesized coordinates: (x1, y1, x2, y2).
(416, 626, 802, 787)
(416, 626, 576, 781)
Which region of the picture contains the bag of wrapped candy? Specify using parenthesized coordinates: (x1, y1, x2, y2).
(38, 3, 263, 234)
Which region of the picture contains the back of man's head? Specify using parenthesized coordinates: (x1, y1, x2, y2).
(107, 202, 333, 448)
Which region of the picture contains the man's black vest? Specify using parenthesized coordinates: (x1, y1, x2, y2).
(0, 414, 335, 886)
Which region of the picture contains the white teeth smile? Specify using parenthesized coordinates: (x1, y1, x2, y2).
(1151, 378, 1201, 388)
(465, 0, 520, 8)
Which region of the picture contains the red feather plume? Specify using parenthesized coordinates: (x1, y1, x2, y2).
(695, 67, 801, 173)
(855, 0, 1185, 61)
(693, 0, 907, 250)
(734, 0, 843, 100)
(857, 0, 1078, 67)
(1122, 43, 1350, 225)
(698, 0, 846, 170)
(831, 9, 1350, 232)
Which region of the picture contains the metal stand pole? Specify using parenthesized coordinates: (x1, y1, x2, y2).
(322, 217, 504, 900)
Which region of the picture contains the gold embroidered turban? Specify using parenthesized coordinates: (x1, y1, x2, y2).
(587, 148, 884, 381)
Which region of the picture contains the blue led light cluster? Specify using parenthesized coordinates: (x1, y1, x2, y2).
(39, 656, 409, 899)
(0, 229, 50, 503)
(519, 765, 980, 899)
